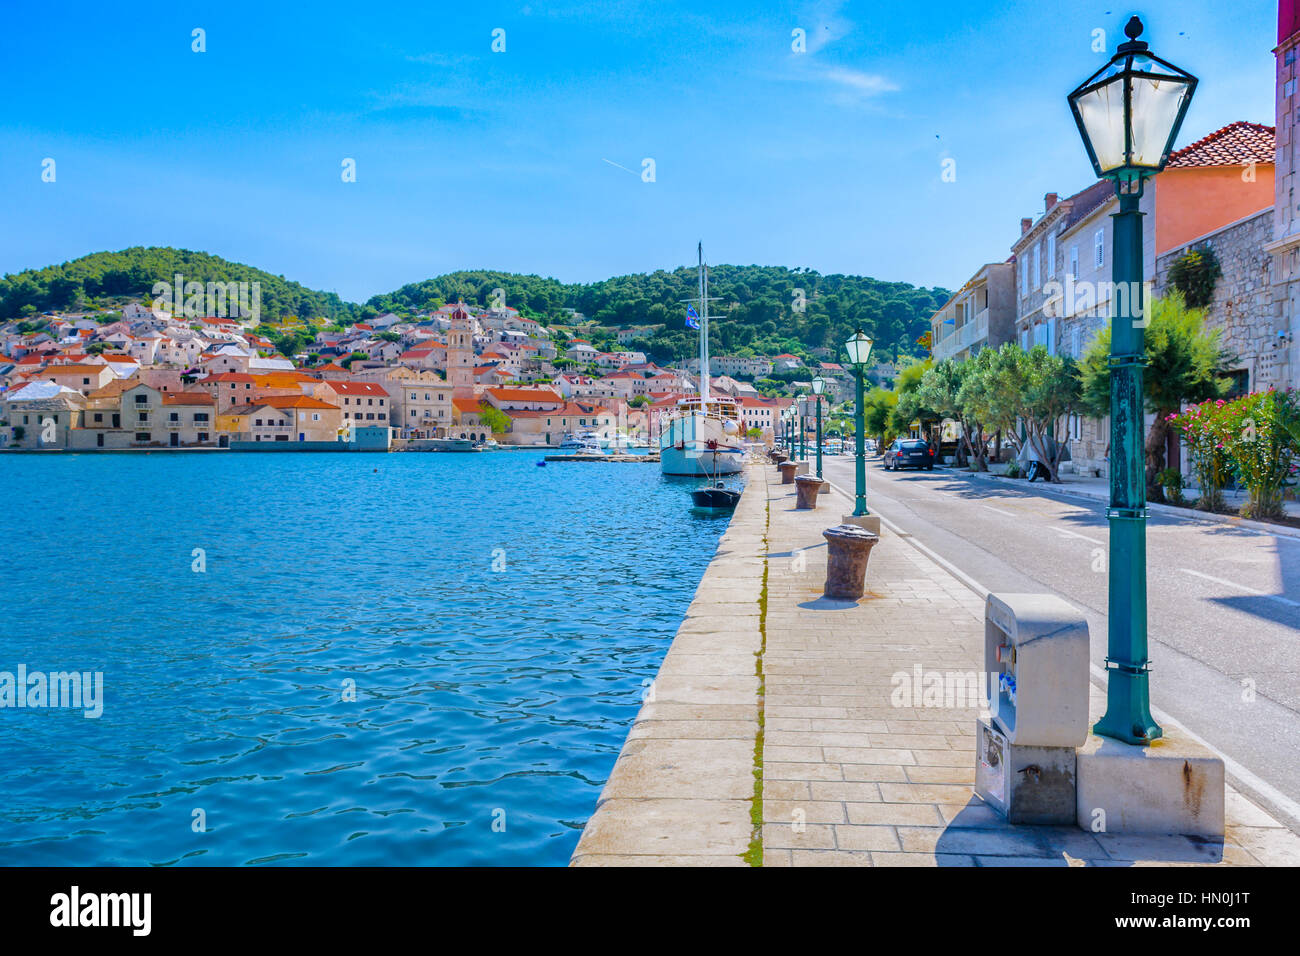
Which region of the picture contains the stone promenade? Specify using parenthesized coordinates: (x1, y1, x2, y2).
(572, 460, 1300, 866)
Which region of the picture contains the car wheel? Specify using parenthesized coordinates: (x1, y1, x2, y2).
(926, 464, 934, 471)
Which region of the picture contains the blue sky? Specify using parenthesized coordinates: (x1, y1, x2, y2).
(0, 0, 1277, 302)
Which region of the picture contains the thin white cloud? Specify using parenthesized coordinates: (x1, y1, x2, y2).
(821, 66, 899, 97)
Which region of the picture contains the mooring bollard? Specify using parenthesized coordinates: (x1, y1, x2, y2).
(795, 474, 824, 509)
(778, 461, 798, 484)
(771, 450, 788, 464)
(821, 524, 879, 599)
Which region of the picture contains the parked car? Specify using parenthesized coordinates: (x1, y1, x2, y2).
(883, 438, 935, 471)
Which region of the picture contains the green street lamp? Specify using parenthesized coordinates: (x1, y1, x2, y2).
(844, 328, 873, 516)
(1068, 16, 1195, 745)
(811, 376, 826, 478)
(790, 390, 800, 463)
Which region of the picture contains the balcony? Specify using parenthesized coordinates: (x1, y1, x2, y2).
(932, 309, 990, 362)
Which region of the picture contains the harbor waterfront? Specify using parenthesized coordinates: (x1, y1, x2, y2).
(0, 451, 731, 865)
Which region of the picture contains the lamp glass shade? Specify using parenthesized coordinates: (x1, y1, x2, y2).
(811, 376, 826, 395)
(844, 330, 873, 366)
(1068, 23, 1196, 180)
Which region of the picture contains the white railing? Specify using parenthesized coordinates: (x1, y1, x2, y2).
(933, 309, 991, 362)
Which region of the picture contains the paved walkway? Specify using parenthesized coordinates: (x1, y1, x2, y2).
(573, 460, 1300, 866)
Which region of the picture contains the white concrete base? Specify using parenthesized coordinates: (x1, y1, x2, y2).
(793, 460, 809, 476)
(1076, 729, 1225, 838)
(818, 481, 830, 494)
(840, 514, 881, 535)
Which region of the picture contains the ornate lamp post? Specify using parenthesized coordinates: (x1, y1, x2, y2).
(790, 390, 800, 463)
(844, 329, 873, 517)
(811, 376, 826, 478)
(1068, 16, 1195, 745)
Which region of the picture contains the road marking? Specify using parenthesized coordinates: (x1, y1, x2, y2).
(1056, 527, 1106, 546)
(1179, 568, 1300, 609)
(982, 505, 1016, 518)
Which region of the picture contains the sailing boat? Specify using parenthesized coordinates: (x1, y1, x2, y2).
(659, 244, 744, 477)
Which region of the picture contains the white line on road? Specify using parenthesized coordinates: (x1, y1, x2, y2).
(1056, 527, 1107, 546)
(1179, 568, 1300, 609)
(982, 505, 1016, 518)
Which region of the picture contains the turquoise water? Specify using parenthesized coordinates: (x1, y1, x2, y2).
(0, 451, 728, 865)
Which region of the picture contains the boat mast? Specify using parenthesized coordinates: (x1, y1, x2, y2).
(698, 242, 709, 404)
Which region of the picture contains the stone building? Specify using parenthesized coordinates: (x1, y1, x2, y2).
(1263, 1, 1300, 389)
(1155, 208, 1275, 395)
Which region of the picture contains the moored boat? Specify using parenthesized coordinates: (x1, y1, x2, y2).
(690, 480, 742, 511)
(660, 243, 744, 477)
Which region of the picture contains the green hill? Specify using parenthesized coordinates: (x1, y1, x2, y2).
(371, 265, 949, 364)
(0, 247, 359, 324)
(1, 249, 948, 364)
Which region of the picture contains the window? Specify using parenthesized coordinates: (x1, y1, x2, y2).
(1094, 229, 1105, 268)
(135, 432, 150, 441)
(1033, 244, 1041, 288)
(1071, 327, 1082, 357)
(312, 413, 320, 421)
(93, 413, 103, 423)
(1047, 233, 1056, 278)
(169, 412, 180, 422)
(1069, 245, 1079, 278)
(135, 394, 147, 404)
(1021, 259, 1029, 296)
(411, 410, 417, 418)
(198, 432, 209, 442)
(138, 412, 149, 423)
(195, 413, 208, 423)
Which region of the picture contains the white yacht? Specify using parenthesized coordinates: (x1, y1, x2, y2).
(659, 244, 744, 477)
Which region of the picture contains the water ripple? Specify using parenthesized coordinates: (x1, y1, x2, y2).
(0, 451, 725, 865)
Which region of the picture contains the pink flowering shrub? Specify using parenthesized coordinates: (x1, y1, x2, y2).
(1172, 389, 1300, 519)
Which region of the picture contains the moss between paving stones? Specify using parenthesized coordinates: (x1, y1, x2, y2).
(741, 497, 770, 867)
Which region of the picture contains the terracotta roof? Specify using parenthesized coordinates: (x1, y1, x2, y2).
(452, 398, 483, 413)
(327, 381, 390, 397)
(1166, 121, 1275, 168)
(162, 392, 215, 406)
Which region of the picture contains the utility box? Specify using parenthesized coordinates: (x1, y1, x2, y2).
(975, 593, 1089, 825)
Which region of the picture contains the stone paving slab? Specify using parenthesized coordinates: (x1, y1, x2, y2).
(757, 462, 1300, 867)
(574, 459, 1300, 866)
(569, 462, 768, 865)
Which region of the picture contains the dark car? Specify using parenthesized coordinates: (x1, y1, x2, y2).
(884, 438, 935, 471)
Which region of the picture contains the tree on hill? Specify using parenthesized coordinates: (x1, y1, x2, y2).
(0, 247, 359, 323)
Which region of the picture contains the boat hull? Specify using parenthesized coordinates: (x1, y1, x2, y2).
(659, 414, 743, 476)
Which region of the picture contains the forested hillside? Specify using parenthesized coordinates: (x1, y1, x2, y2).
(2, 249, 948, 363)
(0, 247, 359, 323)
(372, 265, 948, 363)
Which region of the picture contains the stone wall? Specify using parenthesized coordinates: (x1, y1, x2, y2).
(1155, 209, 1283, 391)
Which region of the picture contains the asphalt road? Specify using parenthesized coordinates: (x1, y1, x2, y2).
(817, 453, 1300, 833)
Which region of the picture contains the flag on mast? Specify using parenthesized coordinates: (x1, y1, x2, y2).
(685, 305, 701, 330)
